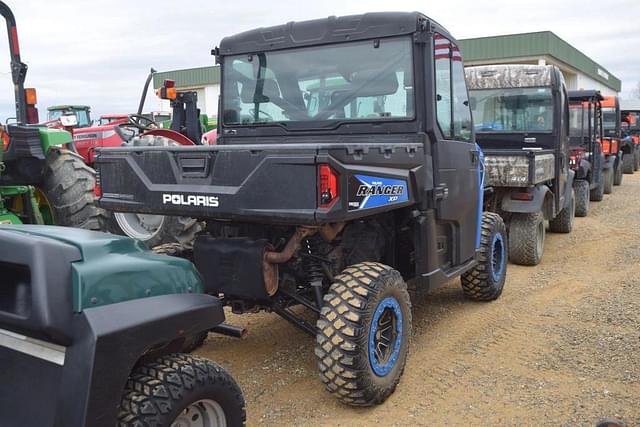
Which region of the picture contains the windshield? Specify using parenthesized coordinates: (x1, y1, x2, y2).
(602, 107, 617, 133)
(221, 37, 414, 128)
(48, 109, 90, 127)
(569, 103, 596, 138)
(468, 87, 553, 133)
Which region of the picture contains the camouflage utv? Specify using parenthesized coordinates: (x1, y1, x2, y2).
(466, 65, 575, 266)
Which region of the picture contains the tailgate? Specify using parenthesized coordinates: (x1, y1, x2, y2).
(96, 142, 424, 224)
(483, 149, 555, 187)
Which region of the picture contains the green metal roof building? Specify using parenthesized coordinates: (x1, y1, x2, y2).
(459, 31, 620, 94)
(154, 31, 620, 116)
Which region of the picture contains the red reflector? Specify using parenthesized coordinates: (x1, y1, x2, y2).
(164, 79, 176, 88)
(511, 192, 534, 201)
(10, 26, 19, 56)
(318, 164, 338, 208)
(26, 106, 39, 124)
(94, 183, 102, 198)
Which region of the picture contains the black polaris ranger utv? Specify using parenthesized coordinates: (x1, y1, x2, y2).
(465, 65, 575, 266)
(568, 90, 607, 214)
(96, 12, 508, 406)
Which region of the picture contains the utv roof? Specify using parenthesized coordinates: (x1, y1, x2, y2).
(218, 12, 455, 55)
(568, 90, 603, 102)
(47, 105, 90, 111)
(465, 64, 558, 90)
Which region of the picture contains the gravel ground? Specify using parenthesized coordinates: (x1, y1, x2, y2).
(197, 174, 640, 426)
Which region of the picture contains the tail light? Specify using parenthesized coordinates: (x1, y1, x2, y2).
(318, 164, 339, 208)
(94, 168, 102, 197)
(601, 139, 610, 154)
(24, 88, 39, 124)
(511, 192, 534, 201)
(157, 79, 177, 100)
(1, 130, 9, 151)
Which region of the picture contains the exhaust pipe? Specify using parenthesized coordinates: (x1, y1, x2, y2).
(211, 323, 248, 339)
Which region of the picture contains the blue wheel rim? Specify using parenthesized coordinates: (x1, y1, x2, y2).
(490, 232, 505, 282)
(368, 296, 403, 377)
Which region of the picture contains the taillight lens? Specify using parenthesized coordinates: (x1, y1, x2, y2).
(26, 106, 39, 124)
(601, 139, 610, 154)
(1, 131, 9, 151)
(318, 164, 338, 208)
(511, 192, 534, 201)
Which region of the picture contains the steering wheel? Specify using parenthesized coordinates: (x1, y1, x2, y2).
(127, 114, 159, 131)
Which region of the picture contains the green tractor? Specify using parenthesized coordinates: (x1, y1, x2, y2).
(0, 5, 101, 229)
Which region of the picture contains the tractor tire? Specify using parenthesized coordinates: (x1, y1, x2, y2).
(40, 148, 104, 230)
(549, 189, 575, 233)
(107, 134, 203, 247)
(316, 262, 411, 406)
(110, 212, 202, 248)
(460, 212, 507, 301)
(119, 353, 246, 427)
(574, 179, 590, 217)
(603, 168, 613, 195)
(634, 150, 639, 171)
(508, 212, 545, 266)
(623, 154, 634, 174)
(614, 159, 624, 186)
(182, 331, 209, 353)
(590, 174, 605, 202)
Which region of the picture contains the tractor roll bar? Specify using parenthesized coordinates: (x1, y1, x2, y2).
(0, 1, 27, 124)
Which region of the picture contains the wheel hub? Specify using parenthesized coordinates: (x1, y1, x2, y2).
(171, 399, 227, 427)
(114, 211, 165, 241)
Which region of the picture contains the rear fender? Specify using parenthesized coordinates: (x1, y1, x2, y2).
(501, 185, 552, 217)
(39, 127, 72, 152)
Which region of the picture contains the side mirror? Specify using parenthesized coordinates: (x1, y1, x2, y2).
(60, 114, 78, 127)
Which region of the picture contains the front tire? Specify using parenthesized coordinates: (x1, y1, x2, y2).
(118, 353, 246, 427)
(574, 179, 590, 217)
(508, 212, 545, 266)
(549, 189, 575, 233)
(316, 262, 411, 406)
(461, 212, 507, 301)
(40, 148, 104, 230)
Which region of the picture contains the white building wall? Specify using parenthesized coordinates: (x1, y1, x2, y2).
(575, 73, 617, 96)
(204, 85, 220, 117)
(154, 84, 220, 118)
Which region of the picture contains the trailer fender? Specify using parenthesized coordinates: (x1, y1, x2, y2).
(500, 185, 551, 216)
(56, 293, 224, 427)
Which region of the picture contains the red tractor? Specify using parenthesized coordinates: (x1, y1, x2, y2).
(93, 77, 206, 247)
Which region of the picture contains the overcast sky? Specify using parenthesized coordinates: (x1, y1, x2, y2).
(0, 0, 638, 120)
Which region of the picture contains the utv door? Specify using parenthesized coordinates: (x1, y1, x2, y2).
(431, 35, 480, 267)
